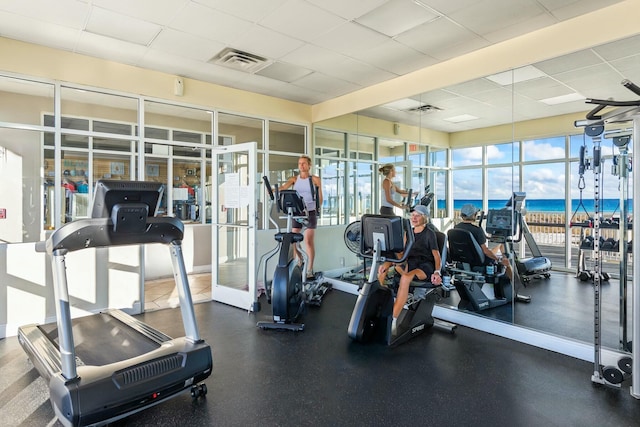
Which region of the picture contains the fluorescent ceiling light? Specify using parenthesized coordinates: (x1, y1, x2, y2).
(486, 65, 547, 85)
(539, 93, 585, 105)
(443, 114, 479, 123)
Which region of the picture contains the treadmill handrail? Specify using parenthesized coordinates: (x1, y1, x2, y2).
(45, 216, 184, 253)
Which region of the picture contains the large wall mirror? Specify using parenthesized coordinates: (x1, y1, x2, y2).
(315, 33, 639, 357)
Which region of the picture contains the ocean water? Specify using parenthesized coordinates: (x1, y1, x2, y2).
(444, 199, 632, 214)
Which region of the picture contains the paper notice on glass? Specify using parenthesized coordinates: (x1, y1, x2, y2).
(239, 185, 250, 207)
(224, 173, 240, 208)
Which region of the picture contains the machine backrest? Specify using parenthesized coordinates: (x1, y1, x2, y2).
(447, 228, 486, 267)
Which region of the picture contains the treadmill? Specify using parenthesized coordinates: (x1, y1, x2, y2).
(18, 180, 212, 427)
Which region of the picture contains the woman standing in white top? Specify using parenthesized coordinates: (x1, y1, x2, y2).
(279, 155, 323, 279)
(378, 163, 410, 216)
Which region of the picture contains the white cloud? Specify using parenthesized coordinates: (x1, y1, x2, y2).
(523, 140, 565, 160)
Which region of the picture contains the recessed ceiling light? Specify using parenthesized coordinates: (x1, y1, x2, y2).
(539, 93, 585, 105)
(486, 65, 547, 85)
(443, 114, 479, 123)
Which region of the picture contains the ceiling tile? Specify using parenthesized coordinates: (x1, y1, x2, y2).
(541, 0, 623, 21)
(482, 12, 556, 44)
(260, 0, 345, 43)
(448, 0, 546, 36)
(324, 57, 396, 86)
(150, 28, 225, 62)
(428, 36, 490, 61)
(86, 7, 161, 46)
(534, 49, 604, 76)
(447, 77, 502, 96)
(395, 17, 478, 56)
(307, 0, 387, 20)
(256, 61, 312, 83)
(417, 0, 484, 16)
(232, 24, 305, 60)
(0, 0, 88, 28)
(193, 0, 287, 23)
(91, 0, 188, 25)
(515, 78, 576, 100)
(351, 40, 438, 76)
(356, 0, 441, 37)
(293, 72, 361, 97)
(313, 22, 389, 56)
(610, 55, 640, 80)
(280, 44, 348, 75)
(169, 2, 253, 45)
(593, 34, 640, 61)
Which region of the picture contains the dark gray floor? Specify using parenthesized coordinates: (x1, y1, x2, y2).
(436, 270, 630, 347)
(2, 288, 640, 426)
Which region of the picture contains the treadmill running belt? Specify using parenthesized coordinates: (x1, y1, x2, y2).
(40, 312, 162, 366)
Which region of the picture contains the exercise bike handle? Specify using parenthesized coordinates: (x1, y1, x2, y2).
(262, 176, 275, 201)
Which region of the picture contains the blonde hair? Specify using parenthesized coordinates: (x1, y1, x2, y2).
(378, 163, 394, 176)
(299, 155, 312, 165)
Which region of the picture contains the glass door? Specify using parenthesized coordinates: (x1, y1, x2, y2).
(211, 142, 257, 311)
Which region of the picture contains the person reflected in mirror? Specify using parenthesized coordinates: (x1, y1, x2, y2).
(279, 155, 323, 279)
(454, 203, 512, 280)
(377, 205, 442, 334)
(378, 163, 410, 215)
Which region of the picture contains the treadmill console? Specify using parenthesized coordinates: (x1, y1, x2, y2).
(91, 180, 165, 233)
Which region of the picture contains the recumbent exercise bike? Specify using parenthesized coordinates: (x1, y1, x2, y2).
(348, 214, 456, 347)
(447, 208, 531, 312)
(257, 176, 331, 331)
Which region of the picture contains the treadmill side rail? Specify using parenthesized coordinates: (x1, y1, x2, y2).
(107, 309, 173, 344)
(18, 324, 62, 382)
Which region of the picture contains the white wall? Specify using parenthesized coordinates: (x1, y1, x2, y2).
(0, 243, 143, 338)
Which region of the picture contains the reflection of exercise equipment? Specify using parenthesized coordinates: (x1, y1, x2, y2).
(18, 180, 212, 426)
(490, 193, 552, 283)
(575, 79, 639, 396)
(257, 177, 331, 331)
(348, 215, 455, 347)
(447, 221, 531, 312)
(340, 220, 368, 283)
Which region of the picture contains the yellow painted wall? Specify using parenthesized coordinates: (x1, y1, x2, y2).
(0, 37, 312, 125)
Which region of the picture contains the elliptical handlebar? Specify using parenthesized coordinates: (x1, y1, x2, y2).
(262, 176, 280, 231)
(263, 176, 275, 201)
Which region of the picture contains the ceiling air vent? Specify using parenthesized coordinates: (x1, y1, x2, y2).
(210, 48, 272, 73)
(407, 104, 443, 113)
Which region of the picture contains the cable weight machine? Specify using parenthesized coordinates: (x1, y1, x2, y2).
(575, 79, 640, 398)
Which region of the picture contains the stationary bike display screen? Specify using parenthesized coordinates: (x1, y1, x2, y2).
(360, 214, 405, 256)
(485, 209, 514, 236)
(90, 180, 163, 218)
(277, 190, 307, 216)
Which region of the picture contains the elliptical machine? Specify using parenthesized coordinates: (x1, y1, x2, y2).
(257, 177, 331, 331)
